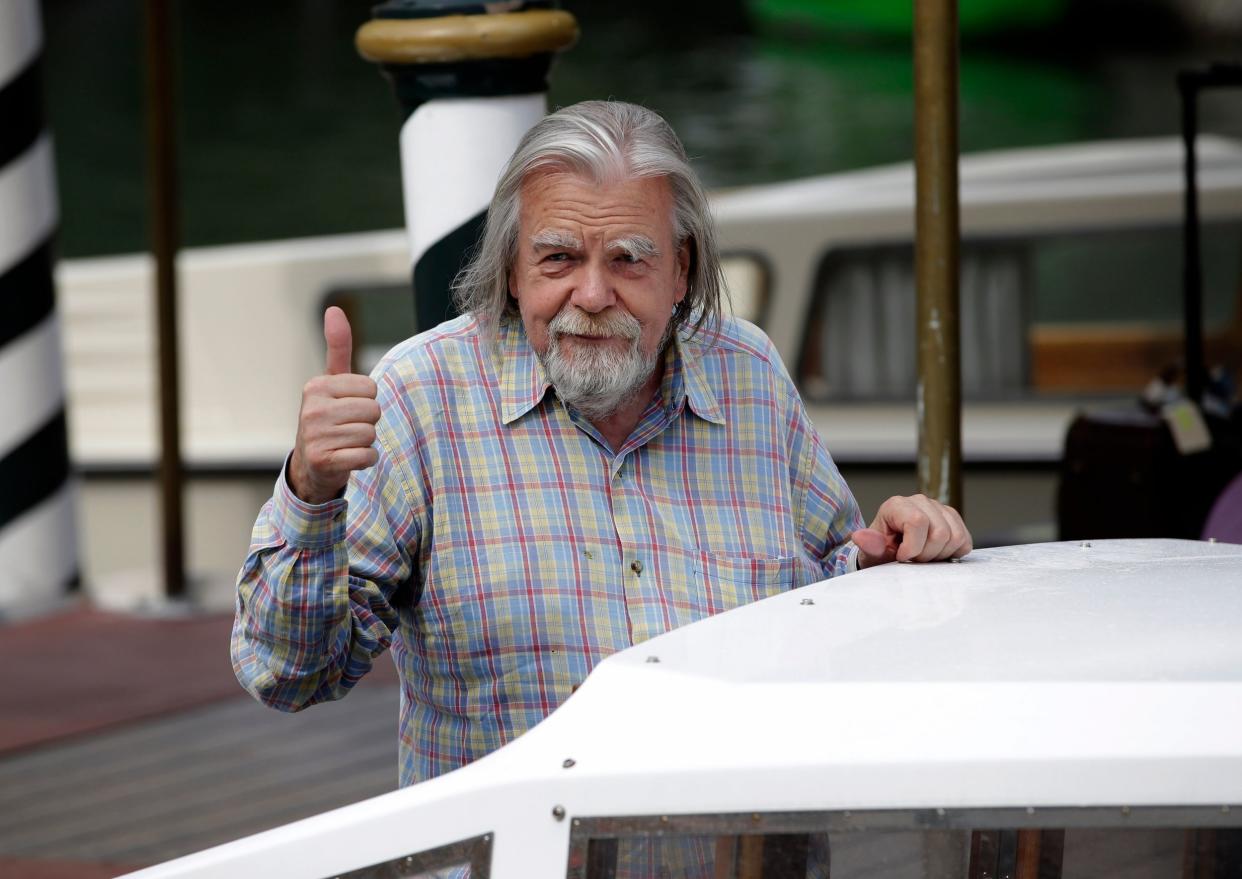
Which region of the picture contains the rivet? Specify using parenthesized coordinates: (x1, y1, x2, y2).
(552, 805, 566, 821)
(405, 856, 415, 865)
(563, 758, 576, 769)
(1121, 806, 1131, 816)
(843, 811, 852, 819)
(1026, 807, 1036, 815)
(936, 808, 946, 817)
(751, 812, 762, 823)
(1223, 805, 1231, 814)
(572, 818, 581, 827)
(800, 597, 815, 606)
(660, 815, 670, 824)
(1080, 541, 1092, 548)
(646, 655, 660, 664)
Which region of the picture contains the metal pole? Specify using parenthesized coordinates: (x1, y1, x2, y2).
(143, 0, 185, 598)
(357, 1, 578, 333)
(1179, 71, 1204, 406)
(913, 0, 963, 511)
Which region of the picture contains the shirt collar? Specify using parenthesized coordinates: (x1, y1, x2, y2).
(669, 327, 725, 425)
(499, 318, 553, 425)
(497, 318, 725, 426)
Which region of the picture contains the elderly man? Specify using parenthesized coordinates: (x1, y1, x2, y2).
(232, 101, 971, 794)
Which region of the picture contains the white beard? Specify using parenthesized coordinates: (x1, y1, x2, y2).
(541, 308, 668, 421)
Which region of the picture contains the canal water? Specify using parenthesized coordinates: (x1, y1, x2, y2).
(40, 0, 1242, 262)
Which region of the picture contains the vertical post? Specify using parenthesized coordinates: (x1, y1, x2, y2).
(913, 0, 963, 511)
(356, 1, 578, 333)
(1178, 64, 1242, 406)
(1179, 71, 1204, 405)
(143, 0, 186, 598)
(0, 0, 79, 610)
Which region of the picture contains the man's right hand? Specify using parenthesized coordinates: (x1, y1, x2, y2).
(289, 306, 382, 505)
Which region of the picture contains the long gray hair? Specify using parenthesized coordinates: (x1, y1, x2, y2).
(452, 100, 724, 339)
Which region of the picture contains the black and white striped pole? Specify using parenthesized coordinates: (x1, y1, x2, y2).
(356, 1, 578, 332)
(0, 0, 79, 610)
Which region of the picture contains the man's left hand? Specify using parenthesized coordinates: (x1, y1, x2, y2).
(851, 495, 972, 569)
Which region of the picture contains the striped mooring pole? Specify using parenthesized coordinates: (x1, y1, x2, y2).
(356, 1, 578, 333)
(0, 1, 79, 609)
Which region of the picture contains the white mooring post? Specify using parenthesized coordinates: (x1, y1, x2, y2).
(356, 1, 578, 333)
(0, 0, 79, 611)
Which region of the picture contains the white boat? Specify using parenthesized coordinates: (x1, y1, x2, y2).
(118, 537, 1242, 877)
(59, 134, 1242, 604)
(61, 134, 1242, 468)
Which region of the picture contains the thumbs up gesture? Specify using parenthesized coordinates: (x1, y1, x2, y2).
(289, 307, 382, 504)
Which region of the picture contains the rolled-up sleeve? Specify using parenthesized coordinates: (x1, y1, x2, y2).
(783, 390, 864, 580)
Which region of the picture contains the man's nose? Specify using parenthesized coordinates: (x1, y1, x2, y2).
(570, 261, 615, 313)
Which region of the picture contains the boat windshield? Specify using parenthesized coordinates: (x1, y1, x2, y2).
(565, 808, 1242, 879)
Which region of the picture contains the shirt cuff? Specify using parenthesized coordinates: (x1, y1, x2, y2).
(271, 453, 348, 550)
(845, 542, 861, 573)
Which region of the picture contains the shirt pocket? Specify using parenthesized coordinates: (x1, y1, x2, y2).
(693, 551, 800, 616)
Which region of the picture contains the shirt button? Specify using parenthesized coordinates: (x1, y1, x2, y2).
(630, 559, 643, 575)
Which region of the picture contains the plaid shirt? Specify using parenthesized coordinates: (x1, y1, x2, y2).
(232, 313, 862, 788)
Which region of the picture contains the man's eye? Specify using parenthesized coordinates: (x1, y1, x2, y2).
(615, 253, 639, 264)
(544, 253, 569, 263)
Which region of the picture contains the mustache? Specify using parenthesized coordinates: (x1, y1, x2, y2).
(548, 308, 641, 341)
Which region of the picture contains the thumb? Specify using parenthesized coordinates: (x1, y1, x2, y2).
(324, 306, 353, 376)
(851, 527, 898, 568)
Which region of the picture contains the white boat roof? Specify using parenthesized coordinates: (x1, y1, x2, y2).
(644, 537, 1242, 684)
(128, 539, 1242, 879)
(712, 135, 1242, 223)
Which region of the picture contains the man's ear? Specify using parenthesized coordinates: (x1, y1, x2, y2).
(674, 239, 692, 305)
(507, 267, 519, 302)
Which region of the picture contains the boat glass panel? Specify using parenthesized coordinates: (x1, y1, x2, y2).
(323, 832, 491, 879)
(566, 809, 1242, 879)
(798, 222, 1242, 399)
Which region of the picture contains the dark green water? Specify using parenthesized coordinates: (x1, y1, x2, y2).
(40, 1, 1242, 260)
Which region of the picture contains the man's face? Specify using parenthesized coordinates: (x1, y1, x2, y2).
(508, 171, 690, 415)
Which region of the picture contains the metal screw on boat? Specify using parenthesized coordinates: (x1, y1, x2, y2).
(800, 597, 815, 606)
(1121, 806, 1131, 816)
(1026, 806, 1036, 815)
(405, 856, 415, 867)
(1080, 541, 1092, 548)
(563, 758, 576, 769)
(552, 805, 566, 821)
(1222, 805, 1231, 814)
(646, 655, 660, 663)
(936, 808, 946, 817)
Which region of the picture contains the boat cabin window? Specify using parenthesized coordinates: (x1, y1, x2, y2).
(798, 222, 1242, 400)
(325, 832, 490, 879)
(566, 810, 1242, 879)
(722, 254, 772, 326)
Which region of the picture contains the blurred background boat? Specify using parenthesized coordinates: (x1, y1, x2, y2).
(30, 0, 1242, 603)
